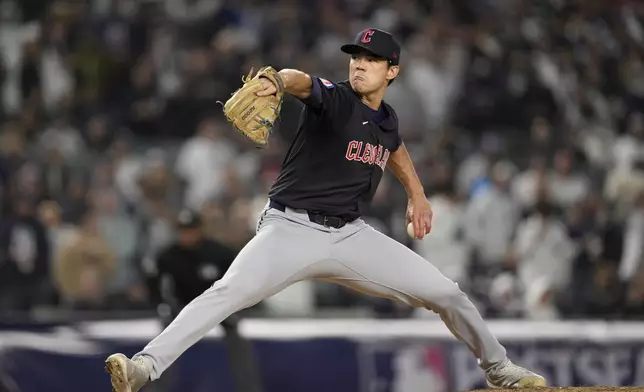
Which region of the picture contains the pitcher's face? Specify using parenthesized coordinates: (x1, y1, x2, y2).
(349, 53, 397, 94)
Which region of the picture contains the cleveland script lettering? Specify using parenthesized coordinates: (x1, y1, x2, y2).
(345, 140, 390, 170)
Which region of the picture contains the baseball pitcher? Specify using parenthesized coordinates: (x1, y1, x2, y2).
(106, 28, 547, 391)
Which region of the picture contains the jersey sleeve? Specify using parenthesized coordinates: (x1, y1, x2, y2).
(392, 135, 403, 152)
(300, 76, 354, 125)
(387, 104, 403, 152)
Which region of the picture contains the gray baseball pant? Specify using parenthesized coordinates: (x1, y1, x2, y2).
(135, 202, 507, 380)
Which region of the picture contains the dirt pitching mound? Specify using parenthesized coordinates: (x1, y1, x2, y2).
(469, 387, 644, 392)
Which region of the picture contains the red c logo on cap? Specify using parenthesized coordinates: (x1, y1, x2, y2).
(361, 29, 375, 43)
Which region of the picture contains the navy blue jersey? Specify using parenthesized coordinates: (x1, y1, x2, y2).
(269, 76, 402, 221)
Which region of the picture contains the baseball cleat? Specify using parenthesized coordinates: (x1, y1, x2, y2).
(484, 358, 547, 388)
(105, 353, 150, 392)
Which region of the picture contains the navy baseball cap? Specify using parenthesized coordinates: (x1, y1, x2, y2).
(341, 28, 401, 65)
(176, 209, 202, 229)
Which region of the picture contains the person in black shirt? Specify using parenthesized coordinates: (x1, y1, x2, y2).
(151, 210, 263, 392)
(0, 198, 51, 311)
(106, 29, 546, 391)
(153, 210, 235, 318)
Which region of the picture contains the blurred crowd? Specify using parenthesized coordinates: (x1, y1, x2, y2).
(0, 0, 644, 321)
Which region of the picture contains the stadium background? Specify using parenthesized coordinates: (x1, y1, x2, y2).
(1, 0, 644, 391)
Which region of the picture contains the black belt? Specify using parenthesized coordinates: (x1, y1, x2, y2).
(269, 200, 349, 229)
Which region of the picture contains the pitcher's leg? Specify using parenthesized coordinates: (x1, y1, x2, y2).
(333, 224, 506, 365)
(134, 214, 328, 380)
(332, 224, 546, 387)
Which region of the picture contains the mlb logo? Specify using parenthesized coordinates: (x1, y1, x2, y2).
(320, 78, 334, 88)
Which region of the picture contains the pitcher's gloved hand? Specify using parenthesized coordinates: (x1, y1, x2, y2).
(221, 66, 285, 147)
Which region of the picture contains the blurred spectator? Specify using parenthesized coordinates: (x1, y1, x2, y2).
(38, 116, 84, 163)
(612, 112, 644, 171)
(523, 276, 560, 321)
(224, 198, 255, 251)
(487, 272, 524, 319)
(0, 53, 5, 119)
(111, 134, 142, 207)
(0, 11, 40, 114)
(200, 200, 229, 243)
(620, 271, 644, 320)
(527, 117, 556, 163)
(603, 162, 644, 214)
(0, 125, 27, 174)
(548, 148, 590, 209)
(604, 113, 644, 214)
(18, 40, 41, 107)
(71, 25, 114, 108)
(512, 199, 576, 316)
(618, 192, 644, 282)
(37, 200, 74, 265)
(138, 149, 182, 212)
(406, 19, 467, 136)
(413, 177, 469, 286)
(125, 56, 165, 138)
(38, 144, 73, 200)
(511, 154, 548, 211)
(0, 198, 50, 310)
(83, 114, 115, 157)
(455, 152, 488, 198)
(53, 210, 116, 309)
(175, 118, 235, 211)
(464, 161, 520, 270)
(92, 187, 146, 306)
(39, 17, 74, 114)
(575, 262, 624, 319)
(58, 175, 90, 224)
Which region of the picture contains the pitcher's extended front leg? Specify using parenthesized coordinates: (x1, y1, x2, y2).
(106, 210, 330, 391)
